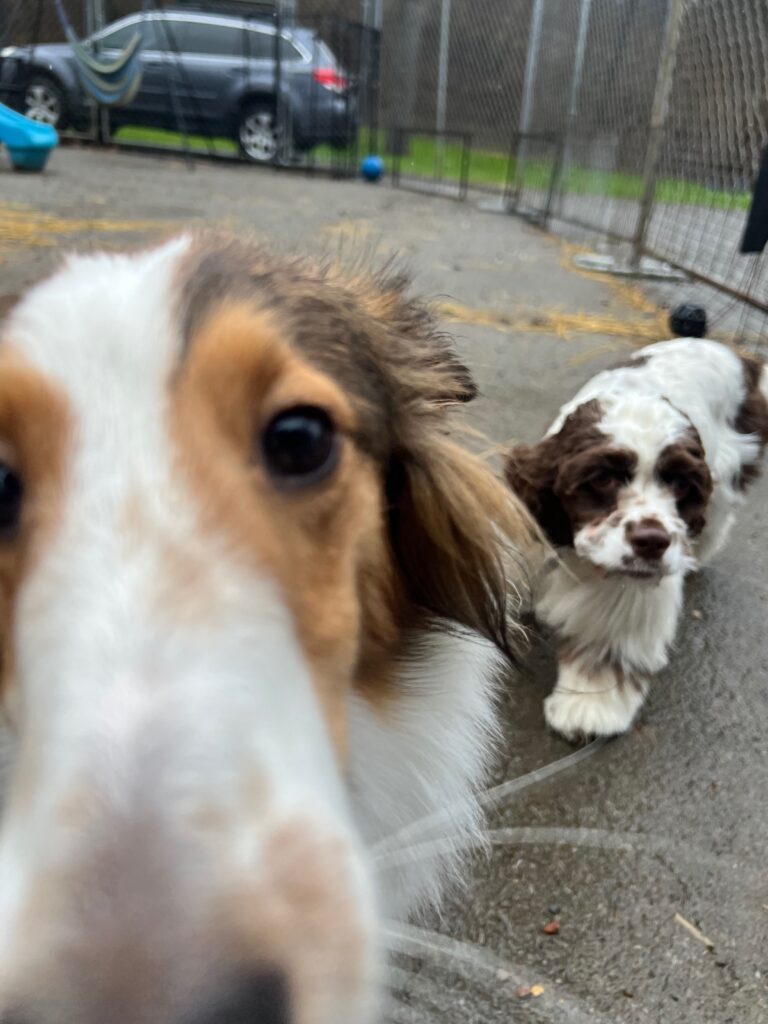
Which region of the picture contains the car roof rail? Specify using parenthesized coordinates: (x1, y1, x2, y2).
(165, 1, 280, 17)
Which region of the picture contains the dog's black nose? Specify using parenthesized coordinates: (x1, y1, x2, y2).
(627, 523, 671, 561)
(183, 969, 290, 1024)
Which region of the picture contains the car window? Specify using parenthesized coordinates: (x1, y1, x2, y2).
(244, 29, 273, 60)
(97, 21, 139, 50)
(294, 35, 337, 66)
(147, 18, 304, 61)
(98, 19, 160, 50)
(240, 29, 303, 61)
(158, 18, 243, 56)
(242, 30, 303, 62)
(280, 37, 304, 62)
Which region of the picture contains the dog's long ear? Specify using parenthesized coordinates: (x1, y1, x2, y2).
(388, 435, 544, 662)
(505, 440, 572, 547)
(315, 257, 542, 659)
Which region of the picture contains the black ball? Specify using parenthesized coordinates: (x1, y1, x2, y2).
(669, 303, 707, 338)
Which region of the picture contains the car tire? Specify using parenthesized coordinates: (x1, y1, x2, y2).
(237, 102, 279, 164)
(23, 75, 66, 129)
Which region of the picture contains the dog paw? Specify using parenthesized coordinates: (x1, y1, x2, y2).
(544, 683, 645, 741)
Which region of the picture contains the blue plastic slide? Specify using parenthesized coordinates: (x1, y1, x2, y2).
(0, 102, 58, 172)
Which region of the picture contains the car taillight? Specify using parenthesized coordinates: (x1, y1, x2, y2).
(312, 68, 348, 93)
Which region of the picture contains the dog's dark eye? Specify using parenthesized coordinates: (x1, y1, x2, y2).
(0, 463, 22, 536)
(262, 406, 338, 487)
(667, 475, 691, 501)
(588, 469, 622, 494)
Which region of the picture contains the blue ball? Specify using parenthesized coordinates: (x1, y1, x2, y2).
(361, 155, 383, 182)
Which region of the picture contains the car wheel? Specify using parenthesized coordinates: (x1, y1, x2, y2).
(23, 76, 65, 128)
(238, 103, 278, 164)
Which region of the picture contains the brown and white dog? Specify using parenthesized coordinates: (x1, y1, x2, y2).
(506, 339, 768, 741)
(0, 234, 541, 1024)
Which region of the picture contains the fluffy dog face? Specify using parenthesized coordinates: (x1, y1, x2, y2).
(0, 235, 537, 1024)
(506, 395, 713, 581)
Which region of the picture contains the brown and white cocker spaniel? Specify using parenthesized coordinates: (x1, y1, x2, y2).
(506, 339, 768, 741)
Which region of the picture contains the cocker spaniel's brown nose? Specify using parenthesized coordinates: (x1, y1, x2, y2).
(626, 522, 671, 561)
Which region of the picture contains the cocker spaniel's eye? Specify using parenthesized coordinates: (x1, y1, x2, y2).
(587, 469, 622, 494)
(0, 462, 23, 537)
(261, 406, 339, 488)
(667, 475, 692, 502)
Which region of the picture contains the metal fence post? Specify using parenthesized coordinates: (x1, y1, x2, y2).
(435, 0, 452, 180)
(360, 0, 372, 147)
(84, 0, 105, 38)
(631, 0, 685, 267)
(549, 0, 592, 217)
(361, 0, 382, 154)
(512, 0, 544, 204)
(84, 0, 109, 143)
(369, 3, 383, 156)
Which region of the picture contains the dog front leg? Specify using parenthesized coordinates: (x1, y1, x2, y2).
(543, 652, 650, 742)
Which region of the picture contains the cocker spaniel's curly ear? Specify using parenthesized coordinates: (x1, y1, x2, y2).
(387, 436, 544, 663)
(505, 440, 572, 548)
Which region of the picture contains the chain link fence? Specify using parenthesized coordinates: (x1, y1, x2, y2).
(377, 0, 533, 196)
(378, 0, 768, 344)
(641, 0, 768, 339)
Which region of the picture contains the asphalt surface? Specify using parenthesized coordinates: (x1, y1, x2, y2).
(1, 145, 766, 1024)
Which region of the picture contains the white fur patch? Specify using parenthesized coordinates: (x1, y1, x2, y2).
(538, 550, 684, 674)
(349, 628, 499, 918)
(544, 660, 647, 740)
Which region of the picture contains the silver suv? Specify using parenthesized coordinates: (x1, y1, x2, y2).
(0, 8, 357, 162)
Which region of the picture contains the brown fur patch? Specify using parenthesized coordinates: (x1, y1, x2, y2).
(505, 400, 637, 546)
(175, 234, 477, 432)
(734, 354, 768, 489)
(559, 642, 626, 682)
(0, 348, 72, 697)
(0, 295, 19, 321)
(558, 642, 650, 694)
(655, 426, 712, 536)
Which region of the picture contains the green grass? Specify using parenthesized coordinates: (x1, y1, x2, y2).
(654, 176, 750, 209)
(113, 125, 751, 210)
(559, 163, 750, 209)
(114, 125, 237, 154)
(388, 136, 750, 209)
